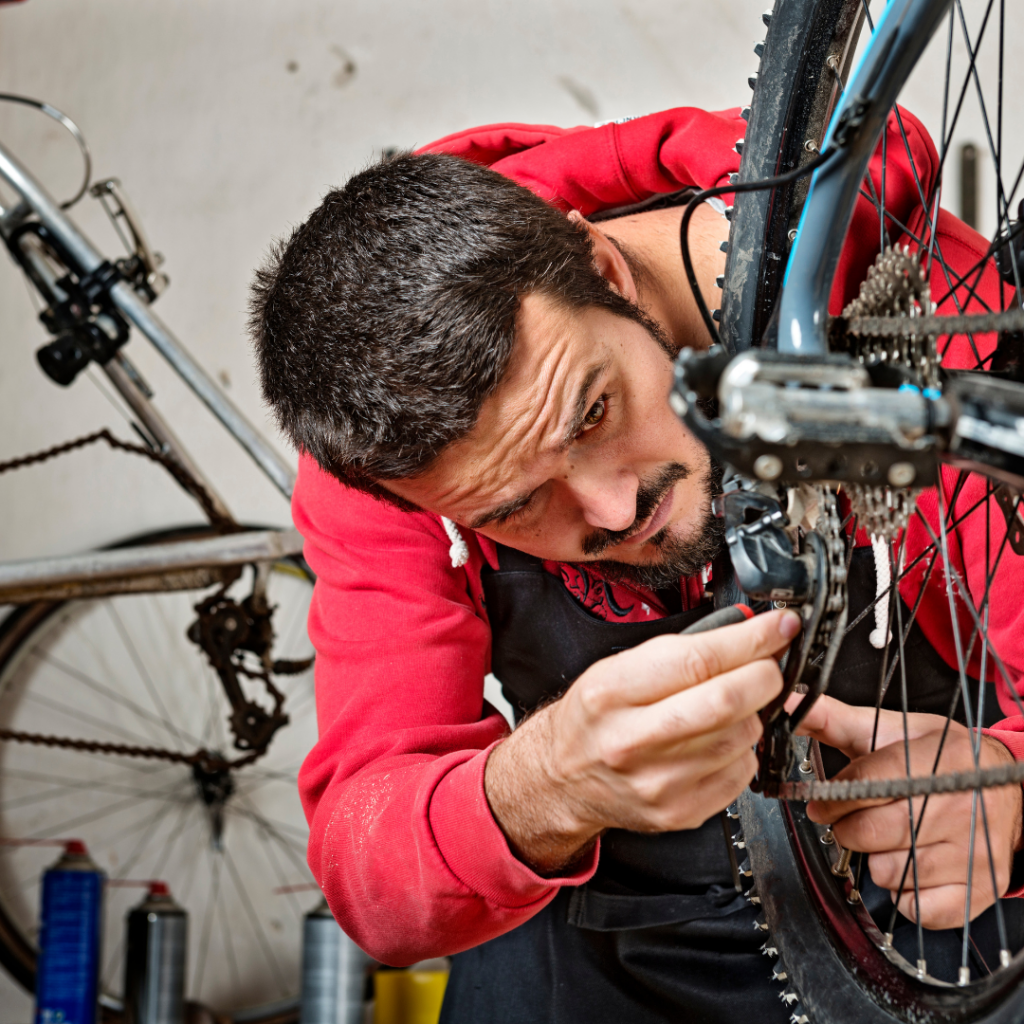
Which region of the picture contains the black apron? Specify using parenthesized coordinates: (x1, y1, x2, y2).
(439, 545, 1013, 1023)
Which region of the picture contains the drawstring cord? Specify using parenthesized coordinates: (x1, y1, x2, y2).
(441, 516, 469, 568)
(869, 534, 892, 649)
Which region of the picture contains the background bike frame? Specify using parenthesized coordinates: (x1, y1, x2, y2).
(0, 135, 302, 603)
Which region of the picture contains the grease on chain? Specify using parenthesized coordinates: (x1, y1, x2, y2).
(772, 758, 1024, 802)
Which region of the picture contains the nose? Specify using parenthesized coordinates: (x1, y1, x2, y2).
(570, 468, 639, 532)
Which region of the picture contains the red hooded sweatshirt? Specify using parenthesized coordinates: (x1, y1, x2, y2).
(293, 106, 1024, 966)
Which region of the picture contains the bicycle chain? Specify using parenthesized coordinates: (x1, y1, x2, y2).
(775, 756, 1024, 802)
(0, 727, 259, 772)
(848, 305, 1024, 342)
(0, 428, 258, 769)
(0, 427, 235, 531)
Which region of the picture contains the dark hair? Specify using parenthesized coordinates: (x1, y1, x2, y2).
(249, 151, 654, 498)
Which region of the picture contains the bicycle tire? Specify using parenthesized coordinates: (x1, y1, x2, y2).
(0, 525, 317, 1024)
(721, 0, 1024, 1020)
(720, 0, 865, 354)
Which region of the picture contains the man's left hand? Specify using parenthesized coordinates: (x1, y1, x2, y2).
(793, 695, 1023, 928)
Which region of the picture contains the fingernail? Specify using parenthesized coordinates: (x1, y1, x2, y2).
(779, 610, 802, 640)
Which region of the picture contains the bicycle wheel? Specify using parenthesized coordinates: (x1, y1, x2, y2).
(0, 526, 317, 1023)
(719, 0, 1024, 1020)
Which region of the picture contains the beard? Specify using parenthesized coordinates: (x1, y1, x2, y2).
(582, 458, 725, 591)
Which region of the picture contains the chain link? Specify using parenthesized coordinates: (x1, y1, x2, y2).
(774, 758, 1024, 802)
(0, 427, 235, 531)
(0, 726, 259, 772)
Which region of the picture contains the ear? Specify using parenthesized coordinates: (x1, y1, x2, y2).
(567, 210, 639, 304)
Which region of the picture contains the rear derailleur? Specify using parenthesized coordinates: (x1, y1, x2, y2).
(187, 563, 312, 761)
(714, 483, 848, 795)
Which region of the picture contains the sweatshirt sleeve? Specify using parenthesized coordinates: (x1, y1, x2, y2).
(293, 456, 597, 964)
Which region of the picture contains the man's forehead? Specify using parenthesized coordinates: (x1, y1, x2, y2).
(393, 297, 615, 515)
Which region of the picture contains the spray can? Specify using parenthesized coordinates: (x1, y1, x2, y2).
(35, 840, 104, 1024)
(300, 899, 372, 1024)
(123, 882, 187, 1024)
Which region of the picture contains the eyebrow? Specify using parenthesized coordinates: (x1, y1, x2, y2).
(468, 362, 609, 530)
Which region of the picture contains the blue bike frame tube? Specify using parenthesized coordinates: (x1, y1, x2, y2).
(778, 0, 952, 355)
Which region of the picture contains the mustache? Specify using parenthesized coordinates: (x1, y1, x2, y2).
(580, 462, 691, 557)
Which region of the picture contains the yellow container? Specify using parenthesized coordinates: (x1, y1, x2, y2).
(374, 969, 449, 1024)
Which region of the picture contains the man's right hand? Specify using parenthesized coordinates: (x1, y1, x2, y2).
(484, 608, 801, 875)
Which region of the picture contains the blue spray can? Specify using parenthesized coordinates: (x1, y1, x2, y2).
(35, 840, 104, 1024)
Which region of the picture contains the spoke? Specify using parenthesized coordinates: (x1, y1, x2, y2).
(871, 549, 939, 751)
(953, 0, 1011, 226)
(217, 851, 243, 998)
(192, 849, 221, 999)
(113, 790, 187, 881)
(23, 791, 156, 841)
(936, 486, 1011, 964)
(915, 510, 1024, 719)
(27, 650, 190, 749)
(961, 607, 991, 980)
(881, 121, 888, 256)
(859, 185, 923, 248)
(235, 793, 310, 924)
(106, 600, 195, 749)
(222, 843, 288, 995)
(230, 805, 310, 870)
(0, 774, 183, 812)
(148, 798, 194, 883)
(889, 542, 928, 968)
(841, 487, 993, 641)
(172, 810, 207, 908)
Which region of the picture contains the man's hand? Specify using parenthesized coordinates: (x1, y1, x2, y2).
(484, 608, 800, 875)
(795, 695, 1024, 928)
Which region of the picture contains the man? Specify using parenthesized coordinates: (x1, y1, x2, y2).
(250, 106, 1024, 1021)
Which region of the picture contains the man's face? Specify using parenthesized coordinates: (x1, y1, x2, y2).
(387, 292, 722, 585)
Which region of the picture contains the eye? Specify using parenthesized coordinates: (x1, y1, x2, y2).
(498, 497, 534, 525)
(580, 396, 607, 432)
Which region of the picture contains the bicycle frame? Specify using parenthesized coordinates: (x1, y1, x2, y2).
(0, 134, 300, 602)
(779, 0, 952, 354)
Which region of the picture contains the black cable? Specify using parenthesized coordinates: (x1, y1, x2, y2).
(680, 144, 841, 347)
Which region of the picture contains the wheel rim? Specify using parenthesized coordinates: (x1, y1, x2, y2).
(723, 0, 1024, 1016)
(0, 536, 317, 1020)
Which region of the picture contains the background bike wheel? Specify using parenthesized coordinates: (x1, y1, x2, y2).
(723, 0, 1024, 1020)
(0, 527, 318, 1023)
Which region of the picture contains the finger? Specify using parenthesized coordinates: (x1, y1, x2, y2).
(806, 727, 1006, 823)
(635, 659, 783, 744)
(606, 711, 763, 784)
(827, 792, 963, 849)
(610, 609, 800, 705)
(868, 843, 1003, 894)
(679, 749, 760, 829)
(794, 696, 947, 761)
(791, 695, 880, 760)
(628, 746, 759, 833)
(892, 883, 995, 930)
(806, 736, 945, 822)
